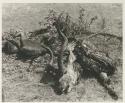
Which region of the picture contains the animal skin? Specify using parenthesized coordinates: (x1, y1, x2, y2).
(54, 14, 81, 93)
(74, 40, 118, 99)
(59, 40, 79, 93)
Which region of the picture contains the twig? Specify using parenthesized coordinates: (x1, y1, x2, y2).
(84, 31, 122, 41)
(97, 32, 122, 41)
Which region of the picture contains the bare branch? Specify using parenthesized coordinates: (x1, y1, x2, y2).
(85, 31, 122, 41)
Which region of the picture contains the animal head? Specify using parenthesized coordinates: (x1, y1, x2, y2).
(72, 41, 82, 57)
(58, 74, 71, 93)
(74, 40, 90, 56)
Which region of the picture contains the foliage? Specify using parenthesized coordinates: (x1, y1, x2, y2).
(44, 8, 98, 40)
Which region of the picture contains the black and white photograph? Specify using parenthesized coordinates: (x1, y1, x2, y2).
(2, 3, 123, 102)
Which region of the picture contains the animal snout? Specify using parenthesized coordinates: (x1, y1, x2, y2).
(58, 81, 69, 94)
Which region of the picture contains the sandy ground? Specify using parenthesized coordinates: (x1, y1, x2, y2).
(2, 3, 122, 102)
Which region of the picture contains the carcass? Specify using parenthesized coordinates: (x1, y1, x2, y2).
(10, 30, 54, 71)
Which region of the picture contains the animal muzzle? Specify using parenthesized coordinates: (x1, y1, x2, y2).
(58, 82, 69, 94)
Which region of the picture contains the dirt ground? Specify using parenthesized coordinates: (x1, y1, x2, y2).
(2, 3, 122, 102)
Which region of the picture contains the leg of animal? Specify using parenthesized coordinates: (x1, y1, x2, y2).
(98, 75, 118, 100)
(96, 71, 118, 100)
